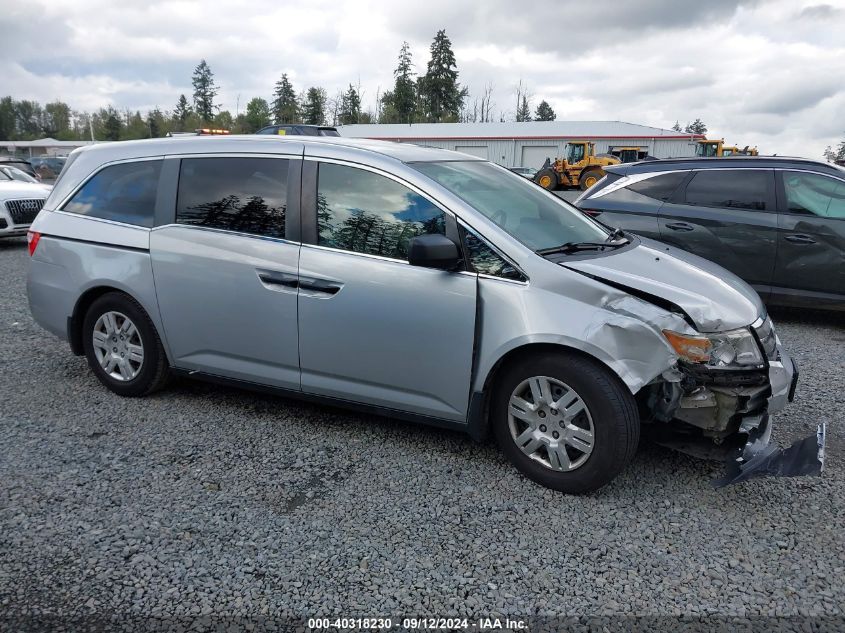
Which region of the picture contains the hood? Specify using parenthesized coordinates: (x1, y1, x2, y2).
(0, 182, 52, 198)
(561, 238, 764, 332)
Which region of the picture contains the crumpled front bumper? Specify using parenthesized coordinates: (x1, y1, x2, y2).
(644, 345, 826, 487)
(712, 352, 826, 487)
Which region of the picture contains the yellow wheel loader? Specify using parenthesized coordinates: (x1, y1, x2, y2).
(695, 139, 759, 157)
(534, 141, 620, 191)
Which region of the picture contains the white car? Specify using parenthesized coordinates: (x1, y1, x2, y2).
(0, 169, 51, 238)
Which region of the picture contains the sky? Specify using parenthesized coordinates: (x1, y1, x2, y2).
(2, 0, 844, 158)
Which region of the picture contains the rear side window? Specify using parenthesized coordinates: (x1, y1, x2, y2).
(177, 157, 288, 238)
(317, 162, 446, 260)
(782, 171, 845, 219)
(626, 172, 688, 201)
(63, 160, 161, 227)
(682, 170, 769, 210)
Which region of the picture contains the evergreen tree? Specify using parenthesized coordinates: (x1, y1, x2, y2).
(147, 107, 165, 138)
(390, 42, 417, 123)
(0, 97, 16, 139)
(684, 118, 707, 135)
(191, 60, 218, 123)
(418, 30, 466, 122)
(102, 106, 123, 141)
(338, 84, 361, 125)
(174, 94, 192, 130)
(272, 74, 300, 124)
(302, 87, 327, 125)
(516, 96, 531, 122)
(671, 120, 682, 132)
(534, 100, 556, 121)
(243, 97, 271, 132)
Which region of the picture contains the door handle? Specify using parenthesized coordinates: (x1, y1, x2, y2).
(256, 270, 299, 291)
(784, 234, 817, 245)
(299, 276, 344, 296)
(665, 222, 695, 232)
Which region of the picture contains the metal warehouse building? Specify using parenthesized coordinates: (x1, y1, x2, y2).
(339, 121, 705, 169)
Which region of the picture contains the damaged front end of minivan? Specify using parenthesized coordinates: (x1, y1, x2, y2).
(555, 240, 826, 487)
(636, 315, 824, 487)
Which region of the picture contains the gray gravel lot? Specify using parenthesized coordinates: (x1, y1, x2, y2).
(0, 236, 843, 627)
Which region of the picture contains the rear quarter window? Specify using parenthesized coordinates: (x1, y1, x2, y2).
(626, 171, 688, 201)
(682, 169, 770, 210)
(62, 159, 162, 227)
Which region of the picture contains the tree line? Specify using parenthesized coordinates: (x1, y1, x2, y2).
(0, 29, 560, 143)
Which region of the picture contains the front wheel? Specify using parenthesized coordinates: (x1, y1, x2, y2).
(534, 168, 558, 190)
(492, 351, 639, 493)
(580, 169, 602, 190)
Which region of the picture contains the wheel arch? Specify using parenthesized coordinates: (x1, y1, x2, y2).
(467, 341, 636, 441)
(69, 285, 169, 362)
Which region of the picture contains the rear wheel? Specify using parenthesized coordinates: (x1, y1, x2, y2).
(82, 292, 169, 397)
(580, 169, 602, 190)
(492, 351, 639, 493)
(534, 168, 558, 191)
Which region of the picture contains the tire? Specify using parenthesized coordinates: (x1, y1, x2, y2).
(580, 169, 602, 190)
(534, 168, 558, 191)
(492, 351, 639, 494)
(82, 292, 169, 397)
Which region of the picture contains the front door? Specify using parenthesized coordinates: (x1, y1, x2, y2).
(658, 168, 777, 299)
(151, 152, 303, 389)
(297, 160, 477, 421)
(773, 170, 845, 305)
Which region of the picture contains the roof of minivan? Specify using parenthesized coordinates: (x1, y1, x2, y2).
(605, 155, 845, 177)
(71, 134, 477, 164)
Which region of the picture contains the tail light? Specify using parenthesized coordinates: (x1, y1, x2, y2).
(581, 208, 603, 218)
(27, 231, 41, 256)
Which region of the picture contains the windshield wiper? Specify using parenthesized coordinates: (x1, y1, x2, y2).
(538, 230, 630, 255)
(537, 241, 624, 255)
(604, 227, 627, 243)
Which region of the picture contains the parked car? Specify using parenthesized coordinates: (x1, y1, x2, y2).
(0, 157, 39, 180)
(0, 171, 51, 238)
(256, 124, 340, 136)
(575, 157, 845, 310)
(1, 165, 40, 183)
(509, 166, 536, 179)
(26, 137, 820, 493)
(30, 156, 67, 181)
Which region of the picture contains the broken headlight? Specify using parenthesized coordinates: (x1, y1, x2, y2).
(663, 328, 765, 369)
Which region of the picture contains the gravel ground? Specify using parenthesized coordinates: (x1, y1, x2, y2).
(0, 236, 843, 629)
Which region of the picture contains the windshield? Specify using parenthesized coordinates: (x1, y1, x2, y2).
(567, 144, 585, 163)
(412, 160, 608, 251)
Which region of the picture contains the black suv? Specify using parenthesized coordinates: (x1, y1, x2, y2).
(255, 124, 339, 137)
(576, 157, 845, 310)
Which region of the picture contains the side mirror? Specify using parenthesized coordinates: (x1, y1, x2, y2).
(408, 234, 462, 271)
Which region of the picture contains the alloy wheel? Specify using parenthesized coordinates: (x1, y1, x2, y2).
(507, 376, 595, 472)
(91, 311, 144, 382)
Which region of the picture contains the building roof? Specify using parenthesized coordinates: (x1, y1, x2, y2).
(1, 138, 96, 148)
(339, 121, 705, 141)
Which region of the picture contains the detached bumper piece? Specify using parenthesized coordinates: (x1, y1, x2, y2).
(712, 418, 825, 488)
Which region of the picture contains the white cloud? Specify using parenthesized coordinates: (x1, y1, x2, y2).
(0, 0, 843, 157)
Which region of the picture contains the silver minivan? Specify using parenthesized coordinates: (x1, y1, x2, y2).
(26, 136, 821, 493)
